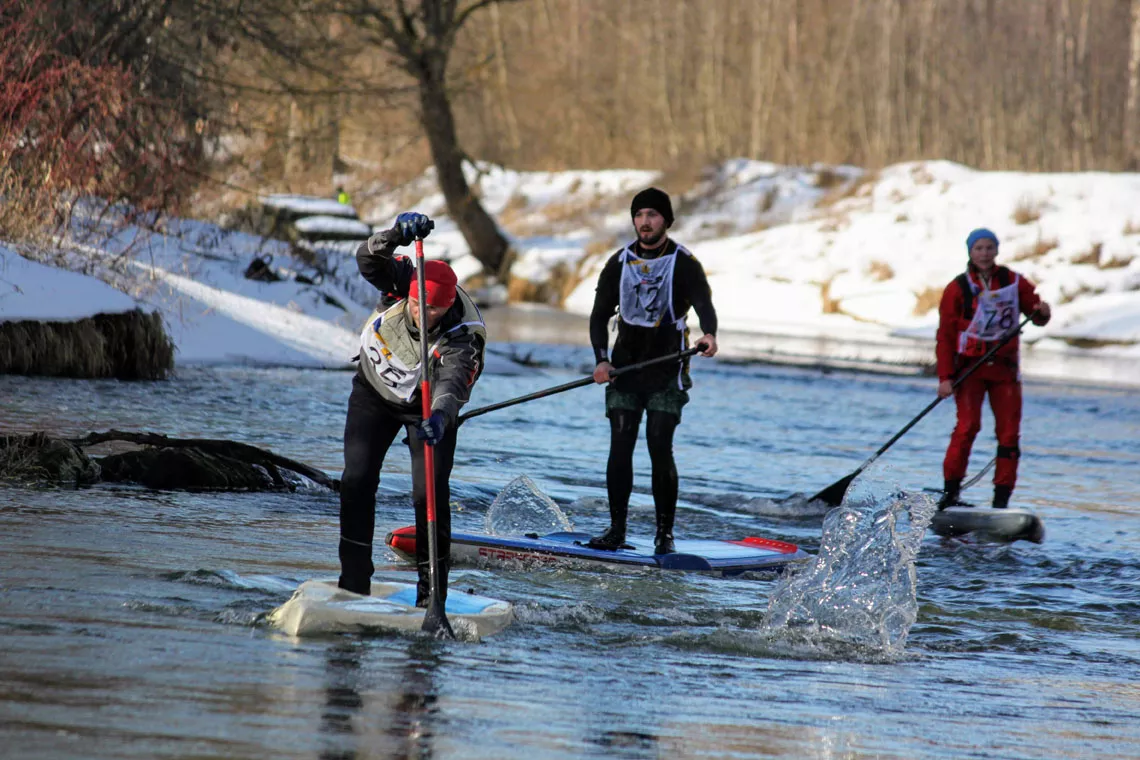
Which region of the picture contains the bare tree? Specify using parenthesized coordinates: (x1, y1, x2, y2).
(337, 0, 515, 275)
(1127, 0, 1140, 168)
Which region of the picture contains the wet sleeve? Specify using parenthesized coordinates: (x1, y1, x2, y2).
(1018, 276, 1047, 322)
(430, 332, 486, 427)
(935, 282, 960, 381)
(686, 256, 718, 336)
(355, 241, 413, 297)
(589, 255, 621, 363)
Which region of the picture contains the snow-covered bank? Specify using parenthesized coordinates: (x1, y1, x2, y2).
(566, 162, 1140, 379)
(355, 159, 1139, 386)
(0, 238, 524, 373)
(1, 247, 137, 320)
(3, 158, 1138, 385)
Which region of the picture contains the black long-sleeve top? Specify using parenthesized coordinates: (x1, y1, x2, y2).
(589, 239, 717, 393)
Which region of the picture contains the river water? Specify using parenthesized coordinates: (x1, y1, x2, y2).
(2, 337, 1139, 759)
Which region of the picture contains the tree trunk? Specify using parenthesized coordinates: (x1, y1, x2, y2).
(1126, 0, 1140, 168)
(489, 2, 520, 155)
(416, 55, 509, 275)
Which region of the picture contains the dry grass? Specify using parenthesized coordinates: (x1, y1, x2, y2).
(866, 260, 895, 281)
(507, 194, 617, 237)
(912, 286, 944, 315)
(498, 191, 530, 225)
(584, 238, 619, 258)
(0, 432, 100, 486)
(505, 261, 583, 307)
(1056, 336, 1138, 348)
(1070, 243, 1101, 266)
(1124, 219, 1140, 235)
(909, 163, 935, 184)
(819, 280, 842, 314)
(543, 196, 602, 225)
(758, 186, 778, 214)
(0, 433, 49, 483)
(0, 170, 63, 246)
(1012, 196, 1043, 224)
(1010, 236, 1059, 262)
(818, 217, 845, 233)
(1099, 253, 1134, 269)
(0, 310, 174, 380)
(895, 213, 909, 223)
(813, 167, 848, 189)
(1057, 283, 1107, 305)
(656, 161, 707, 209)
(817, 171, 877, 208)
(692, 219, 737, 241)
(504, 276, 542, 304)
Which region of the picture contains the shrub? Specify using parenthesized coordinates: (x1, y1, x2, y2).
(1011, 196, 1043, 225)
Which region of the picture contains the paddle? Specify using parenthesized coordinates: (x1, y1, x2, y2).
(415, 237, 454, 640)
(810, 312, 1037, 507)
(923, 455, 996, 498)
(458, 346, 702, 425)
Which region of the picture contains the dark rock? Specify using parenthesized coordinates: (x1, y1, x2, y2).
(98, 447, 291, 491)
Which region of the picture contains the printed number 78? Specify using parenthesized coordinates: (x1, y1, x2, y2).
(984, 307, 1015, 331)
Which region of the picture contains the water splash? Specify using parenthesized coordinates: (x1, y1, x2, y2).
(485, 475, 575, 536)
(742, 493, 833, 519)
(758, 469, 936, 660)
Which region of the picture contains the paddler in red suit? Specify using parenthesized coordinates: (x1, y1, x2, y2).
(935, 228, 1052, 510)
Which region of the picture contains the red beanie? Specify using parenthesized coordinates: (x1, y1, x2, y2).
(408, 260, 458, 308)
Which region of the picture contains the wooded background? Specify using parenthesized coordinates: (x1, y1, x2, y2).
(5, 0, 1140, 264)
(255, 0, 1140, 185)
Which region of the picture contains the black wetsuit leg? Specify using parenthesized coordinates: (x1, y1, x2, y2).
(605, 408, 642, 531)
(645, 410, 679, 551)
(339, 374, 403, 594)
(408, 422, 457, 605)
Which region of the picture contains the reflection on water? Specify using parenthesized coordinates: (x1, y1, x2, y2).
(320, 641, 442, 760)
(1, 352, 1139, 759)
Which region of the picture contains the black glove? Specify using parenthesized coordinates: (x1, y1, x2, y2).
(413, 411, 446, 446)
(395, 212, 434, 245)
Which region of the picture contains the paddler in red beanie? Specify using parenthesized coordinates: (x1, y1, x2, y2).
(935, 227, 1051, 511)
(338, 212, 487, 606)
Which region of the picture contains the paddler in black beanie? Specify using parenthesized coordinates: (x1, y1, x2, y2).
(587, 187, 719, 555)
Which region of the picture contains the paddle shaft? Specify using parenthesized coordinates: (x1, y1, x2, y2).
(458, 346, 702, 424)
(812, 311, 1036, 504)
(868, 312, 1035, 462)
(415, 238, 452, 637)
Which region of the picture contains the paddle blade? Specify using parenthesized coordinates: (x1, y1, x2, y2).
(421, 595, 455, 640)
(810, 471, 857, 507)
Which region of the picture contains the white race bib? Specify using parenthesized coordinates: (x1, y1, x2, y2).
(618, 246, 678, 328)
(360, 314, 421, 401)
(958, 276, 1020, 354)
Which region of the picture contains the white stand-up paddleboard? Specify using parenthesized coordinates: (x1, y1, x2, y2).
(268, 580, 514, 638)
(930, 507, 1045, 544)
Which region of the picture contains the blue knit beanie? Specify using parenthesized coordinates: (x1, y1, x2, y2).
(966, 228, 999, 251)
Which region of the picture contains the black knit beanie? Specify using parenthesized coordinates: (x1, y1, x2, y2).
(630, 187, 674, 227)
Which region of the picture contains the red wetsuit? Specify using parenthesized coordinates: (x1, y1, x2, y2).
(936, 265, 1046, 489)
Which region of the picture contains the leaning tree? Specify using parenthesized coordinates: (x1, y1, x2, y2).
(336, 0, 516, 275)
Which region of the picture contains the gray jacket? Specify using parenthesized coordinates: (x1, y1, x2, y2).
(355, 239, 486, 426)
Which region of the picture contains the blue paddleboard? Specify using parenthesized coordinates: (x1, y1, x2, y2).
(386, 526, 809, 576)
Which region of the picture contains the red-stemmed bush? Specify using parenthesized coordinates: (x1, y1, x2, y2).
(1, 0, 198, 243)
